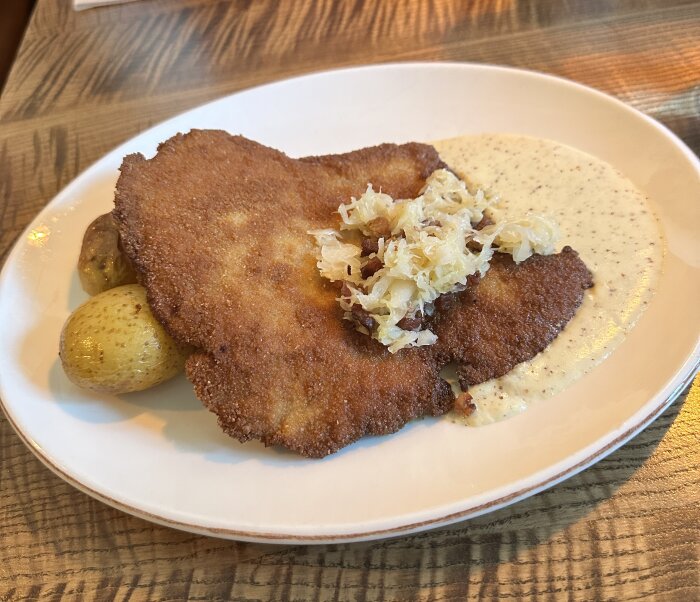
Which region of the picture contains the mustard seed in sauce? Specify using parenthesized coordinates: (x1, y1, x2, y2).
(434, 134, 663, 427)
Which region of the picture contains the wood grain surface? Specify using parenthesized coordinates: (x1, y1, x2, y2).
(1, 0, 698, 600)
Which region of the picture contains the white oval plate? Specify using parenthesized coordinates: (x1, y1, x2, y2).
(1, 63, 698, 544)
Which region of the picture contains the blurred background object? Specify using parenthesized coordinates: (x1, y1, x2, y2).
(0, 1, 35, 93)
(73, 0, 140, 10)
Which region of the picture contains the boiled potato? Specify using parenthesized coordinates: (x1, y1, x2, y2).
(59, 284, 190, 394)
(78, 213, 137, 295)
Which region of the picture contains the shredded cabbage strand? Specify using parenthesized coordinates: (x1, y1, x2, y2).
(309, 169, 559, 353)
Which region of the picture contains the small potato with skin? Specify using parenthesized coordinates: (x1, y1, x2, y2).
(78, 213, 137, 295)
(59, 284, 190, 394)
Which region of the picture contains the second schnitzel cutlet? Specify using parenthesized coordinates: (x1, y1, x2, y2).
(114, 130, 592, 457)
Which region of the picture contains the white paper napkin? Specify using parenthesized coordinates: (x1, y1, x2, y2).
(73, 0, 142, 10)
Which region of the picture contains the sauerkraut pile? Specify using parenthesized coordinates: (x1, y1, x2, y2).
(309, 169, 559, 352)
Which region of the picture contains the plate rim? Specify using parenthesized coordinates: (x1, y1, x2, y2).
(2, 367, 696, 543)
(1, 61, 699, 543)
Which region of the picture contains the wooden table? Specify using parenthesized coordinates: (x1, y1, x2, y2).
(1, 1, 698, 599)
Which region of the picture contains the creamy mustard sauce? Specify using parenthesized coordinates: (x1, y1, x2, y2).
(432, 134, 663, 426)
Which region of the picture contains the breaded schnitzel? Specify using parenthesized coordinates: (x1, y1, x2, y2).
(114, 130, 592, 457)
(429, 248, 593, 389)
(115, 131, 453, 457)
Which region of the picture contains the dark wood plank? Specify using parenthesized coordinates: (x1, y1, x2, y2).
(0, 1, 35, 92)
